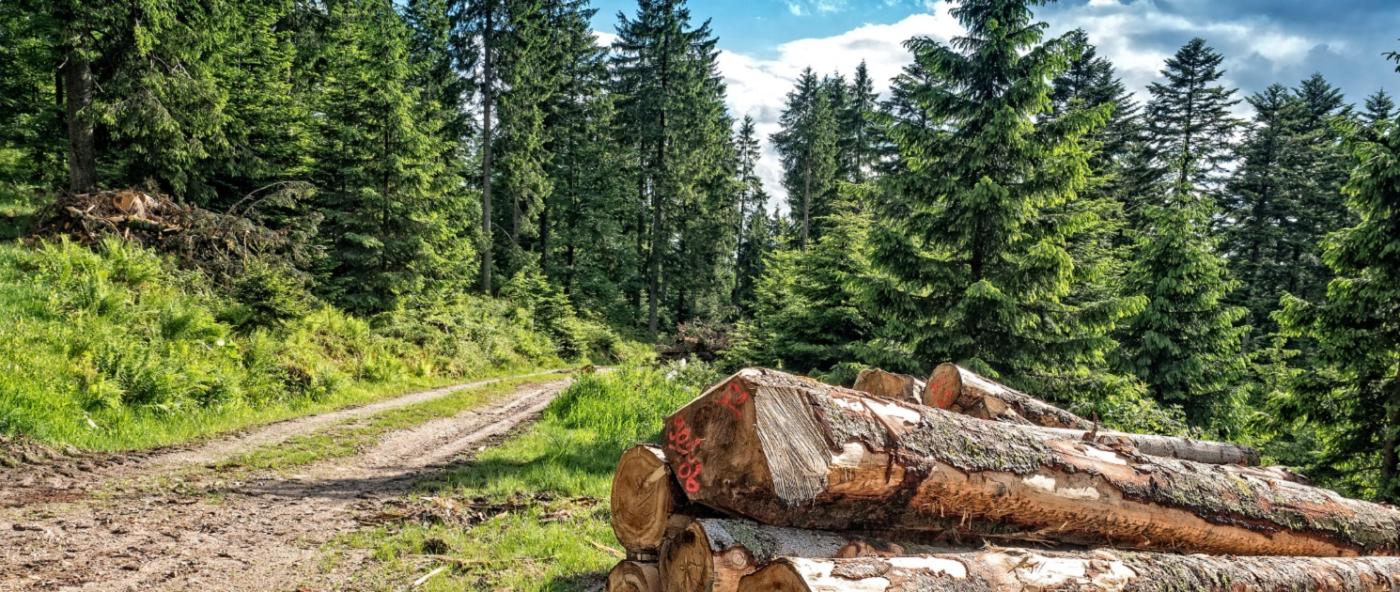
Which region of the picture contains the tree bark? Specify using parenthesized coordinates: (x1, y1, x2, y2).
(660, 518, 931, 592)
(63, 47, 96, 194)
(607, 560, 660, 592)
(738, 550, 1400, 592)
(851, 368, 923, 405)
(610, 445, 696, 557)
(478, 7, 496, 294)
(925, 363, 1261, 466)
(664, 368, 1400, 556)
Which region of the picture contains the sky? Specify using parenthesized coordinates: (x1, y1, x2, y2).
(589, 0, 1400, 204)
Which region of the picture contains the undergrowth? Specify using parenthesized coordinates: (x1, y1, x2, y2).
(333, 363, 719, 591)
(0, 239, 642, 450)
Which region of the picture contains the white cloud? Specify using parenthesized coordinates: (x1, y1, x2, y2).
(716, 0, 1358, 205)
(718, 7, 964, 204)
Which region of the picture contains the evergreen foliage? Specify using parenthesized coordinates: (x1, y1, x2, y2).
(867, 0, 1145, 408)
(1276, 114, 1400, 502)
(772, 68, 840, 246)
(1143, 38, 1241, 210)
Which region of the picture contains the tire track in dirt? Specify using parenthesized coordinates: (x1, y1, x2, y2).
(0, 369, 569, 508)
(0, 376, 574, 591)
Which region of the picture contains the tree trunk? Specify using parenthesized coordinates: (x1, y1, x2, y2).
(1383, 377, 1400, 503)
(607, 561, 660, 592)
(663, 368, 1400, 556)
(660, 517, 933, 592)
(851, 368, 923, 405)
(63, 47, 96, 194)
(610, 445, 696, 557)
(479, 9, 495, 294)
(926, 363, 1261, 466)
(738, 550, 1400, 592)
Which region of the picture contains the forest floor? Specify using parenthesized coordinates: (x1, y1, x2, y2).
(0, 370, 577, 591)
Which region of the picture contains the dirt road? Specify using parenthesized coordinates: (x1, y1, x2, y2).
(0, 372, 574, 591)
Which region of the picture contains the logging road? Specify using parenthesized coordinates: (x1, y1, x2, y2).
(0, 370, 576, 591)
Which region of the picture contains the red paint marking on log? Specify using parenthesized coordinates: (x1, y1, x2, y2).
(716, 381, 750, 419)
(667, 416, 704, 493)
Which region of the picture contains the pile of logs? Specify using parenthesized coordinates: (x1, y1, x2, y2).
(606, 364, 1400, 591)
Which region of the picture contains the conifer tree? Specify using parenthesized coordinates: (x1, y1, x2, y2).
(1277, 109, 1400, 502)
(738, 192, 875, 380)
(772, 68, 839, 247)
(311, 0, 472, 313)
(1144, 38, 1240, 210)
(611, 0, 730, 334)
(1049, 30, 1135, 308)
(733, 116, 770, 312)
(1223, 85, 1310, 331)
(869, 0, 1145, 406)
(453, 0, 507, 293)
(1119, 39, 1249, 427)
(1363, 89, 1395, 127)
(841, 61, 880, 183)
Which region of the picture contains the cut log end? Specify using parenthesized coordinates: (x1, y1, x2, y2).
(611, 445, 679, 554)
(852, 368, 924, 405)
(606, 561, 660, 592)
(660, 520, 719, 592)
(734, 561, 808, 592)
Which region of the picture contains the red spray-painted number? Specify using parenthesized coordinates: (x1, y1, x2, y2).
(667, 416, 703, 493)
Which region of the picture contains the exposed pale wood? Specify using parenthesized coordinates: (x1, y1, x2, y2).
(611, 445, 692, 555)
(607, 560, 661, 592)
(738, 550, 1400, 592)
(658, 517, 933, 592)
(664, 368, 1400, 556)
(851, 368, 924, 405)
(925, 362, 1262, 466)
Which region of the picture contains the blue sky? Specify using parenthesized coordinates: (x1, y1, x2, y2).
(589, 0, 1400, 202)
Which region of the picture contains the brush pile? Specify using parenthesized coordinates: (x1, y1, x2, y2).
(606, 364, 1400, 591)
(32, 187, 317, 283)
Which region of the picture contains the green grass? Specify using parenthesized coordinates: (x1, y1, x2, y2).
(0, 239, 580, 451)
(214, 373, 565, 473)
(331, 363, 719, 591)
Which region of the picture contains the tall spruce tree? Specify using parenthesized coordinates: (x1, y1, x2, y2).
(840, 61, 881, 183)
(1049, 30, 1135, 313)
(1119, 39, 1249, 428)
(611, 0, 731, 334)
(1144, 38, 1240, 211)
(733, 116, 770, 312)
(1364, 89, 1395, 127)
(311, 0, 471, 313)
(869, 0, 1145, 408)
(1223, 85, 1310, 332)
(1276, 109, 1400, 502)
(772, 68, 840, 246)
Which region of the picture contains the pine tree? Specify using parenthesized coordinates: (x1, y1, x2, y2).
(1363, 89, 1395, 127)
(869, 0, 1145, 407)
(733, 116, 770, 312)
(1276, 112, 1400, 502)
(737, 192, 875, 380)
(840, 61, 880, 183)
(611, 0, 731, 334)
(1049, 30, 1135, 313)
(772, 68, 839, 247)
(311, 0, 471, 313)
(1144, 38, 1240, 211)
(1223, 85, 1310, 331)
(453, 0, 507, 293)
(1119, 39, 1249, 428)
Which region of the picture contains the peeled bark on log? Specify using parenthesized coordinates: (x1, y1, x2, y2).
(925, 363, 1262, 466)
(611, 445, 694, 556)
(664, 368, 1400, 556)
(659, 517, 933, 592)
(852, 369, 924, 405)
(607, 561, 661, 592)
(738, 550, 1400, 592)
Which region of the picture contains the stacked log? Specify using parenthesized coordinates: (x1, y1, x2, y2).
(606, 366, 1400, 591)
